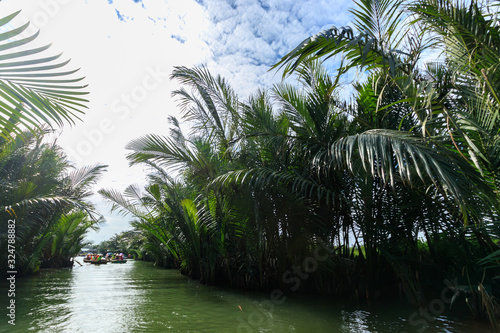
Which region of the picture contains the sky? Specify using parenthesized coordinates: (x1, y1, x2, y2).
(0, 0, 352, 243)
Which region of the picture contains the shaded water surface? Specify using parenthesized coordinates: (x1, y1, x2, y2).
(1, 260, 493, 332)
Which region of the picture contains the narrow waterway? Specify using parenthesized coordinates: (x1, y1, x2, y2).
(1, 259, 493, 332)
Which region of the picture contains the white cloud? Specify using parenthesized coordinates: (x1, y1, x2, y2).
(195, 0, 353, 97)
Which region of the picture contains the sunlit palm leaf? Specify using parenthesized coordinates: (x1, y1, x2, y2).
(126, 133, 216, 181)
(272, 0, 409, 77)
(170, 66, 240, 154)
(63, 164, 107, 198)
(98, 187, 148, 218)
(0, 11, 88, 139)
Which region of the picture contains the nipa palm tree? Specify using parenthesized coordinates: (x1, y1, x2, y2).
(271, 0, 500, 308)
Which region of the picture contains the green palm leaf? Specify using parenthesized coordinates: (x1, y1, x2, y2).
(272, 0, 409, 77)
(126, 133, 217, 182)
(98, 187, 149, 218)
(0, 11, 88, 140)
(170, 66, 240, 154)
(328, 129, 493, 220)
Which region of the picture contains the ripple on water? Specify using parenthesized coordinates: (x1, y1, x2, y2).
(1, 260, 496, 333)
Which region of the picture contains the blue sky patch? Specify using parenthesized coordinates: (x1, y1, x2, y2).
(115, 9, 128, 22)
(171, 35, 187, 44)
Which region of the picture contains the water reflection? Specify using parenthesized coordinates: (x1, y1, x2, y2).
(62, 262, 146, 332)
(0, 260, 494, 332)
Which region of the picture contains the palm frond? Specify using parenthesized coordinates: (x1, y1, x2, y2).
(327, 129, 492, 214)
(126, 133, 196, 170)
(98, 187, 147, 218)
(63, 164, 107, 197)
(0, 11, 88, 139)
(170, 65, 240, 152)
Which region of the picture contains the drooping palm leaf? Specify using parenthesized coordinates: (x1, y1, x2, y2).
(98, 187, 149, 219)
(0, 11, 88, 140)
(271, 0, 409, 77)
(170, 65, 240, 155)
(126, 133, 218, 182)
(328, 129, 495, 221)
(62, 164, 108, 198)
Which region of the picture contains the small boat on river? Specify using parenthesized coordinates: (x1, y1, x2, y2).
(85, 253, 107, 264)
(111, 259, 127, 263)
(83, 253, 95, 263)
(110, 253, 127, 263)
(90, 259, 107, 264)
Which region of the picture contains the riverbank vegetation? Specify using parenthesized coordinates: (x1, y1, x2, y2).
(0, 131, 106, 274)
(100, 0, 500, 327)
(0, 11, 104, 276)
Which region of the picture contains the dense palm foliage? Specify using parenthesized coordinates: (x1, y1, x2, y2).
(101, 0, 500, 326)
(273, 0, 500, 296)
(0, 11, 100, 276)
(0, 129, 106, 274)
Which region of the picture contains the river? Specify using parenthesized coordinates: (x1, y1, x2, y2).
(0, 259, 493, 332)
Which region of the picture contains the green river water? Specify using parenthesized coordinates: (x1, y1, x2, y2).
(0, 259, 494, 332)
